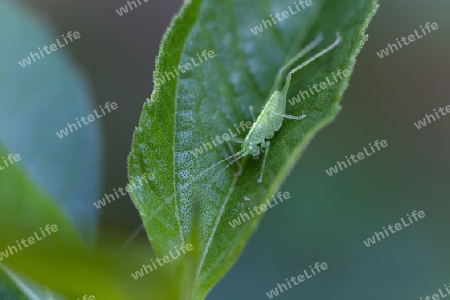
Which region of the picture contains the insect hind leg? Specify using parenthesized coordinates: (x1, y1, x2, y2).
(286, 33, 341, 81)
(229, 137, 245, 144)
(274, 32, 324, 88)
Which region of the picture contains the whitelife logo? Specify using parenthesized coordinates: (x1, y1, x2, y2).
(93, 173, 156, 209)
(287, 69, 350, 106)
(265, 262, 328, 298)
(376, 22, 439, 58)
(190, 120, 252, 158)
(0, 224, 59, 261)
(228, 191, 291, 228)
(56, 102, 118, 139)
(154, 50, 215, 87)
(250, 0, 313, 35)
(115, 0, 149, 16)
(420, 282, 450, 300)
(363, 210, 425, 247)
(77, 296, 95, 300)
(131, 243, 193, 280)
(18, 31, 81, 68)
(325, 140, 388, 176)
(0, 153, 21, 172)
(414, 104, 450, 129)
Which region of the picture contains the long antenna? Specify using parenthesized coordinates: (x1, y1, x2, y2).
(115, 152, 241, 256)
(206, 154, 244, 194)
(274, 32, 324, 89)
(198, 152, 242, 181)
(278, 33, 324, 78)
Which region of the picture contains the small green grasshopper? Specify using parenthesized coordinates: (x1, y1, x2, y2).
(205, 32, 341, 183)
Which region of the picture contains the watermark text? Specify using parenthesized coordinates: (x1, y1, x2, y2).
(325, 140, 388, 176)
(56, 102, 118, 139)
(363, 210, 425, 247)
(250, 1, 313, 35)
(18, 31, 80, 68)
(0, 224, 59, 261)
(376, 22, 438, 58)
(265, 262, 328, 298)
(131, 243, 193, 279)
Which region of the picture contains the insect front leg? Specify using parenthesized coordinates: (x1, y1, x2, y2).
(269, 110, 307, 120)
(257, 140, 270, 183)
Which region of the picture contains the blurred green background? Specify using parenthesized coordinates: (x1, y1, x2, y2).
(2, 0, 450, 299)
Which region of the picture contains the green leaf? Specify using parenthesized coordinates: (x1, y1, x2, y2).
(128, 0, 378, 298)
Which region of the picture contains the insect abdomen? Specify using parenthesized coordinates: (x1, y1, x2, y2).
(245, 91, 284, 146)
(264, 91, 285, 132)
